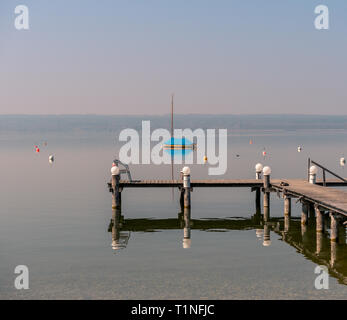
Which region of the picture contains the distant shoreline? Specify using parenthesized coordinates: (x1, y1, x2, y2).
(1, 114, 347, 134)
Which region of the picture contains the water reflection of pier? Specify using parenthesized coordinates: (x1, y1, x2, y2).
(107, 209, 347, 285)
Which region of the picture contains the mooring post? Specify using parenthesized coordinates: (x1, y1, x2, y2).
(309, 203, 315, 220)
(301, 202, 308, 225)
(111, 165, 121, 210)
(315, 205, 324, 233)
(255, 163, 263, 214)
(182, 167, 191, 209)
(179, 187, 184, 212)
(284, 195, 291, 217)
(255, 163, 263, 180)
(263, 207, 270, 222)
(330, 212, 339, 242)
(262, 166, 271, 209)
(309, 165, 318, 184)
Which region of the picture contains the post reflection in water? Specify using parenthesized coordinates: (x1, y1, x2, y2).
(263, 223, 271, 247)
(106, 207, 347, 285)
(108, 208, 130, 253)
(183, 207, 191, 249)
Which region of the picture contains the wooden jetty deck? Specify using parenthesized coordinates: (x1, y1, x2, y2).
(272, 179, 347, 217)
(113, 179, 347, 189)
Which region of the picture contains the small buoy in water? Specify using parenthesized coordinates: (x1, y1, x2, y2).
(262, 150, 267, 157)
(203, 155, 208, 164)
(36, 148, 40, 153)
(340, 157, 346, 167)
(49, 155, 54, 163)
(249, 139, 253, 145)
(297, 146, 302, 152)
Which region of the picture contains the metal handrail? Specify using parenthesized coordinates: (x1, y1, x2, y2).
(308, 158, 347, 186)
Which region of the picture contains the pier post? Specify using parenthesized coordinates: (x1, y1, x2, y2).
(330, 212, 339, 242)
(315, 205, 324, 233)
(255, 163, 263, 214)
(111, 165, 121, 210)
(309, 203, 315, 220)
(179, 187, 184, 212)
(284, 195, 291, 217)
(182, 167, 191, 209)
(262, 166, 271, 209)
(255, 163, 263, 180)
(301, 202, 308, 225)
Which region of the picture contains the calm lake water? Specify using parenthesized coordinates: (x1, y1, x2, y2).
(0, 124, 347, 299)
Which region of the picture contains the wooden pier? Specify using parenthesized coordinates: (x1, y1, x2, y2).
(108, 160, 347, 248)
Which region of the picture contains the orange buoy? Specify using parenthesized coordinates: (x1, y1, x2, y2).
(249, 139, 253, 145)
(36, 148, 40, 153)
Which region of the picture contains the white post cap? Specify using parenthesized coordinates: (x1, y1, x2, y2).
(111, 166, 120, 176)
(255, 163, 263, 173)
(309, 165, 318, 175)
(181, 166, 191, 175)
(263, 166, 271, 176)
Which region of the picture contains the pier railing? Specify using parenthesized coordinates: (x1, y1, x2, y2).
(308, 158, 347, 186)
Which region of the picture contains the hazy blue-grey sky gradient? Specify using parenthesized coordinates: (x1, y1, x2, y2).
(0, 0, 346, 115)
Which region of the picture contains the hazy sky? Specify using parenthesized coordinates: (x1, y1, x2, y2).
(0, 0, 346, 115)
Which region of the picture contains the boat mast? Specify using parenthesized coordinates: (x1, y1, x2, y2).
(171, 93, 174, 140)
(171, 94, 174, 193)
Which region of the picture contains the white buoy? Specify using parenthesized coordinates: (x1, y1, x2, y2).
(340, 157, 346, 167)
(49, 155, 54, 163)
(297, 146, 302, 152)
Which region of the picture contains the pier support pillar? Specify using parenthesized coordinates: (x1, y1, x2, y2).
(179, 188, 185, 212)
(255, 188, 261, 214)
(284, 196, 291, 217)
(262, 167, 271, 209)
(330, 212, 339, 242)
(309, 204, 315, 220)
(263, 206, 270, 222)
(182, 167, 191, 209)
(301, 202, 308, 225)
(111, 166, 121, 210)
